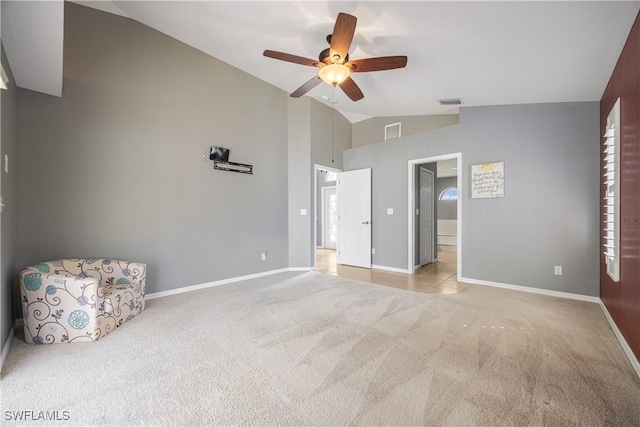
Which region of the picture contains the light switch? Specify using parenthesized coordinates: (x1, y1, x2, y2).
(300, 209, 307, 216)
(387, 208, 394, 215)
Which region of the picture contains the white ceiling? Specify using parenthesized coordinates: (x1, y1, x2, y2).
(1, 0, 64, 97)
(437, 159, 458, 178)
(5, 1, 640, 122)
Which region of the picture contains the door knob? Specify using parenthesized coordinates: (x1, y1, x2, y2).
(362, 220, 371, 224)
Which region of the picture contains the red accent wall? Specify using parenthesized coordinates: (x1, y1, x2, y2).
(601, 11, 640, 361)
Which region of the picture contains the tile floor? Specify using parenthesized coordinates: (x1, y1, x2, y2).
(315, 249, 472, 294)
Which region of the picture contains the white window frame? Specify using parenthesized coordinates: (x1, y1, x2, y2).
(0, 63, 8, 90)
(603, 98, 621, 282)
(439, 187, 458, 200)
(324, 171, 337, 182)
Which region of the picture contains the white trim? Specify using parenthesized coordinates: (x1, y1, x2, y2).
(0, 63, 9, 90)
(320, 187, 326, 248)
(372, 264, 411, 274)
(1, 325, 16, 373)
(460, 276, 639, 379)
(599, 301, 640, 379)
(313, 164, 343, 271)
(321, 185, 337, 250)
(408, 153, 462, 274)
(146, 268, 298, 300)
(459, 276, 601, 303)
(288, 267, 314, 272)
(603, 98, 621, 282)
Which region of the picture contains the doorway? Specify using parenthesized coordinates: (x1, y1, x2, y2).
(321, 186, 337, 250)
(408, 153, 462, 275)
(314, 164, 342, 272)
(419, 167, 434, 266)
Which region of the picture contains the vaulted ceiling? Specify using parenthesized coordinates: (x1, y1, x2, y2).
(3, 1, 639, 122)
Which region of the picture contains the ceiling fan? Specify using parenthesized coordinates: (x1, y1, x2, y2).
(263, 12, 408, 102)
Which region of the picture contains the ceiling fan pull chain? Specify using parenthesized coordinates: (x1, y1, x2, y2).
(332, 86, 335, 164)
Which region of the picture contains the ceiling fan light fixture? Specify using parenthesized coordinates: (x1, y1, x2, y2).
(318, 63, 350, 86)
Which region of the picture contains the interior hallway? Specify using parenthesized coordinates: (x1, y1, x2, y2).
(316, 249, 471, 294)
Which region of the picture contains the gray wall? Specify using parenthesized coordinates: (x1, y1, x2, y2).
(1, 45, 17, 351)
(344, 102, 600, 296)
(287, 97, 350, 268)
(288, 98, 312, 268)
(352, 114, 459, 148)
(436, 176, 458, 220)
(309, 99, 350, 264)
(15, 3, 289, 295)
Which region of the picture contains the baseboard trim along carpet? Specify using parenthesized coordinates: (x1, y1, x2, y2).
(599, 301, 640, 379)
(4, 271, 639, 425)
(458, 276, 640, 378)
(0, 324, 15, 373)
(372, 264, 412, 274)
(458, 276, 601, 304)
(146, 268, 296, 300)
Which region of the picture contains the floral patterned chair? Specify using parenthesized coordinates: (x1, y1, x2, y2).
(19, 259, 146, 344)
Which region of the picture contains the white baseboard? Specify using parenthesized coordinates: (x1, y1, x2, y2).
(1, 324, 16, 373)
(598, 301, 640, 379)
(458, 276, 601, 303)
(459, 276, 638, 379)
(146, 268, 301, 300)
(289, 267, 314, 272)
(372, 264, 411, 274)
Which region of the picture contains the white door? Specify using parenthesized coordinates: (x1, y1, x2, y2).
(322, 187, 337, 250)
(419, 168, 434, 265)
(337, 169, 371, 268)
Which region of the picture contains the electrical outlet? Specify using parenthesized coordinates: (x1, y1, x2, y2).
(372, 248, 376, 255)
(387, 208, 394, 215)
(261, 252, 267, 261)
(554, 265, 562, 276)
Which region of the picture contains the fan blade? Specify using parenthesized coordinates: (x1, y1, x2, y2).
(290, 76, 323, 98)
(263, 50, 322, 68)
(339, 77, 364, 101)
(330, 13, 357, 61)
(346, 56, 408, 73)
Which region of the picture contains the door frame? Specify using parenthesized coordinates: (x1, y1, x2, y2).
(321, 185, 337, 249)
(418, 167, 435, 266)
(313, 164, 342, 270)
(407, 153, 462, 274)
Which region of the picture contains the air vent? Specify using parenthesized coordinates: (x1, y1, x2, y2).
(438, 98, 463, 106)
(385, 122, 401, 141)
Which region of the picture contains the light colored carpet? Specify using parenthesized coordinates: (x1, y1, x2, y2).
(1, 272, 639, 426)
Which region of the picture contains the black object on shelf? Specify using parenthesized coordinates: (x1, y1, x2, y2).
(208, 145, 253, 175)
(214, 160, 253, 175)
